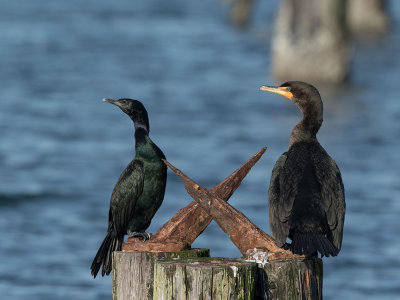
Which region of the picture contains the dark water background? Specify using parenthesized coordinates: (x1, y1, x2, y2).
(1, 1, 400, 299)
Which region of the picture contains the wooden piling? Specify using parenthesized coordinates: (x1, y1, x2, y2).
(153, 258, 257, 300)
(113, 251, 322, 300)
(112, 249, 209, 300)
(258, 257, 323, 300)
(230, 0, 253, 28)
(347, 0, 389, 37)
(271, 0, 350, 83)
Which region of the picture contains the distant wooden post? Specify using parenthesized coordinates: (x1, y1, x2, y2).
(230, 0, 253, 28)
(112, 249, 209, 300)
(271, 0, 349, 84)
(347, 0, 389, 37)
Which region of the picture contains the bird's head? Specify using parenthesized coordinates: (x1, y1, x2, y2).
(103, 98, 150, 132)
(260, 81, 323, 121)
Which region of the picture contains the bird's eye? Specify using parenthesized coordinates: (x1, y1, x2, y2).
(286, 87, 291, 92)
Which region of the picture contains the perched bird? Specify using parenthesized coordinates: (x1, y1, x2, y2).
(260, 81, 345, 257)
(91, 98, 167, 278)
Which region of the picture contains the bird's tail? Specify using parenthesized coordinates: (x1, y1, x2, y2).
(90, 232, 123, 278)
(290, 232, 338, 257)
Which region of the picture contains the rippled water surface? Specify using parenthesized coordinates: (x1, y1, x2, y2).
(1, 1, 400, 299)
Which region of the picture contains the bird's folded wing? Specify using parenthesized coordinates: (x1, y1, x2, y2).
(268, 152, 290, 247)
(109, 159, 144, 232)
(313, 150, 346, 251)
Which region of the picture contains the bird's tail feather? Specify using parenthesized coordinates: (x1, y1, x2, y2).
(90, 232, 123, 278)
(290, 232, 338, 257)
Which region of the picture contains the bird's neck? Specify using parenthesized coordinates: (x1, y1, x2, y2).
(289, 107, 322, 148)
(134, 127, 149, 148)
(134, 122, 149, 132)
(133, 119, 149, 142)
(130, 113, 150, 133)
(134, 128, 160, 160)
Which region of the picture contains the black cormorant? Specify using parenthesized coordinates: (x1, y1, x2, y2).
(91, 98, 167, 278)
(260, 81, 345, 257)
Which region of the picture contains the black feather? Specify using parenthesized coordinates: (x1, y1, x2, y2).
(91, 99, 167, 278)
(266, 82, 345, 257)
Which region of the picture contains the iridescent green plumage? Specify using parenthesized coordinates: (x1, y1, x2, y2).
(91, 99, 167, 278)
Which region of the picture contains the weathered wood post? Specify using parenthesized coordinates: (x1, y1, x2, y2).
(253, 253, 323, 299)
(153, 257, 258, 299)
(112, 249, 210, 300)
(264, 257, 323, 299)
(152, 254, 322, 300)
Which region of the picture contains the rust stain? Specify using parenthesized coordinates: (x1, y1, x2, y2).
(122, 239, 189, 252)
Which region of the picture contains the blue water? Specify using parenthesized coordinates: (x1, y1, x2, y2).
(1, 1, 400, 299)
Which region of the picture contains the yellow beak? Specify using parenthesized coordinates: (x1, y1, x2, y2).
(260, 85, 293, 100)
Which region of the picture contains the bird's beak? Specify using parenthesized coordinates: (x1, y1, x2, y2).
(103, 98, 122, 108)
(259, 85, 293, 100)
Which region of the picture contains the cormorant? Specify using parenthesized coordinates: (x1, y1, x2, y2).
(260, 81, 345, 257)
(91, 98, 167, 278)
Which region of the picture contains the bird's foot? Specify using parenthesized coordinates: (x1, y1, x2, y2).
(282, 243, 291, 250)
(128, 231, 152, 242)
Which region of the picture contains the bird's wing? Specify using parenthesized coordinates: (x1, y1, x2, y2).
(271, 143, 313, 246)
(268, 152, 289, 247)
(109, 159, 144, 234)
(313, 149, 346, 251)
(280, 144, 312, 215)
